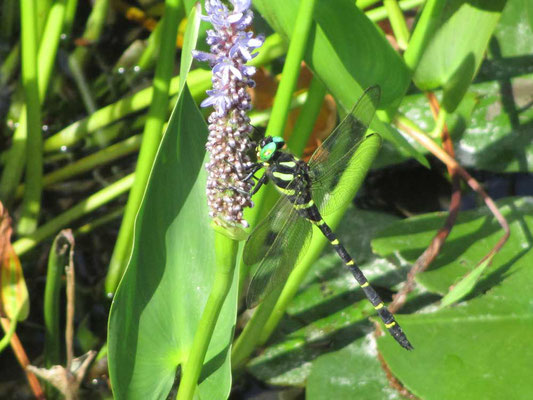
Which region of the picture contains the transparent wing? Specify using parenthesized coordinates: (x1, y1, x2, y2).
(308, 86, 380, 216)
(244, 196, 313, 308)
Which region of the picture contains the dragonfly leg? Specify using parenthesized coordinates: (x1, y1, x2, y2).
(250, 174, 268, 196)
(242, 163, 263, 182)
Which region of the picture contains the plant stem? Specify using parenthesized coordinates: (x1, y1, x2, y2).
(17, 0, 42, 235)
(12, 173, 134, 256)
(177, 230, 238, 400)
(366, 0, 425, 23)
(265, 0, 317, 139)
(105, 0, 183, 295)
(75, 207, 124, 236)
(0, 0, 66, 207)
(16, 134, 141, 199)
(71, 0, 110, 69)
(356, 0, 380, 9)
(62, 0, 78, 37)
(384, 0, 411, 50)
(286, 75, 326, 156)
(403, 0, 445, 72)
(231, 285, 282, 369)
(0, 42, 20, 87)
(0, 0, 17, 40)
(44, 231, 74, 367)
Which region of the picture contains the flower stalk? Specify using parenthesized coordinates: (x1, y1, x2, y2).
(193, 0, 263, 228)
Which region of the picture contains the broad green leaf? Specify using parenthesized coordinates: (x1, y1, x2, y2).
(491, 0, 533, 57)
(412, 0, 507, 112)
(247, 208, 406, 386)
(377, 199, 533, 399)
(108, 86, 238, 400)
(372, 197, 533, 295)
(307, 337, 405, 400)
(253, 0, 427, 166)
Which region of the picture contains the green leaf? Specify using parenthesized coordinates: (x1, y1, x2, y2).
(306, 337, 402, 400)
(412, 0, 507, 112)
(108, 86, 238, 400)
(179, 3, 201, 94)
(253, 0, 427, 166)
(377, 200, 533, 399)
(372, 197, 533, 295)
(396, 78, 533, 173)
(439, 255, 491, 307)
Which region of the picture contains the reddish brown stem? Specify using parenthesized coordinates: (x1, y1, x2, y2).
(391, 109, 510, 310)
(389, 94, 462, 313)
(0, 318, 45, 399)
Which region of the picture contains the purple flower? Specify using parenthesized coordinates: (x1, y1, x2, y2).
(193, 0, 263, 227)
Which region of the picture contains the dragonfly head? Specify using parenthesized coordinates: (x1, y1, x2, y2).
(257, 136, 285, 162)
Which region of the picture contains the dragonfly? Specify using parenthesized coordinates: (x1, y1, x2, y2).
(242, 86, 412, 350)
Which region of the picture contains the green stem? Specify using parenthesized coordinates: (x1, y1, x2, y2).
(0, 42, 20, 87)
(403, 0, 445, 72)
(366, 0, 425, 23)
(177, 230, 238, 400)
(0, 0, 17, 40)
(265, 0, 317, 139)
(105, 0, 183, 295)
(137, 19, 164, 71)
(286, 75, 326, 156)
(12, 173, 134, 256)
(75, 207, 124, 236)
(231, 285, 282, 370)
(44, 231, 73, 367)
(36, 0, 51, 36)
(43, 33, 285, 153)
(62, 0, 78, 37)
(71, 0, 109, 69)
(384, 0, 411, 50)
(66, 0, 109, 115)
(356, 0, 380, 9)
(0, 0, 66, 206)
(17, 0, 43, 235)
(16, 134, 141, 199)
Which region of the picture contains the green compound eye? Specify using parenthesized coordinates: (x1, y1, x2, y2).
(260, 142, 277, 161)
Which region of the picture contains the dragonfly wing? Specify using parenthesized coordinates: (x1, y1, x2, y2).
(308, 86, 380, 216)
(245, 200, 313, 308)
(243, 196, 293, 267)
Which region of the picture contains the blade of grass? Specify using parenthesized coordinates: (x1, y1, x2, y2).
(44, 230, 75, 368)
(17, 0, 43, 235)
